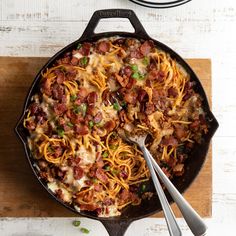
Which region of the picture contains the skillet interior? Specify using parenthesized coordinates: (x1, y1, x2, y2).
(15, 9, 219, 236)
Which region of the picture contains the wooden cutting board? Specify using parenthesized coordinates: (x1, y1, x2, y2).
(0, 57, 212, 217)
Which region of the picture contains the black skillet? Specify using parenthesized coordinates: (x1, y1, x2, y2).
(15, 9, 219, 236)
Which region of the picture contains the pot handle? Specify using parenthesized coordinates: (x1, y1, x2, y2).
(101, 219, 132, 236)
(79, 9, 149, 41)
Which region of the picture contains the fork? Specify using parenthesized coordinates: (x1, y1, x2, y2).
(125, 132, 207, 236)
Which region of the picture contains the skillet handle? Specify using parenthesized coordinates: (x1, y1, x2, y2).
(101, 219, 132, 236)
(79, 9, 149, 41)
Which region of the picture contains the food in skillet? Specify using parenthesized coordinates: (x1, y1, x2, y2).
(24, 37, 209, 217)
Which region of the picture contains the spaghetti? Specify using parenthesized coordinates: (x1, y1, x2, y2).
(24, 37, 209, 217)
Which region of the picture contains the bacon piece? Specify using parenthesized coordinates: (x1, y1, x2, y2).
(41, 78, 52, 96)
(119, 170, 128, 179)
(54, 103, 67, 115)
(104, 120, 116, 133)
(119, 110, 129, 123)
(124, 66, 132, 78)
(174, 124, 187, 140)
(78, 42, 91, 56)
(115, 73, 129, 87)
(190, 119, 200, 130)
(138, 89, 148, 102)
(65, 69, 77, 80)
(71, 57, 79, 66)
(124, 90, 137, 104)
(95, 168, 108, 184)
(102, 89, 111, 106)
(140, 40, 154, 56)
(87, 91, 98, 107)
(147, 69, 164, 82)
(97, 41, 110, 54)
(145, 102, 155, 115)
(52, 84, 64, 101)
(120, 189, 130, 201)
(94, 111, 102, 124)
(130, 49, 143, 59)
(25, 120, 36, 130)
(162, 136, 178, 147)
(79, 204, 97, 211)
(168, 87, 178, 98)
(73, 166, 84, 180)
(54, 69, 65, 84)
(126, 77, 136, 89)
(94, 183, 103, 192)
(54, 146, 63, 157)
(29, 103, 40, 115)
(103, 197, 114, 206)
(75, 124, 89, 135)
(78, 87, 88, 100)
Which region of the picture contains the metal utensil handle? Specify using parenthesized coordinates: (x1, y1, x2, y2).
(145, 149, 207, 236)
(140, 145, 182, 236)
(79, 9, 149, 41)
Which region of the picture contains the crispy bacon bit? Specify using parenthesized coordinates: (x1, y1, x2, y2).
(103, 197, 114, 206)
(120, 189, 130, 201)
(126, 78, 136, 89)
(145, 102, 155, 115)
(124, 90, 137, 104)
(162, 136, 178, 147)
(30, 103, 40, 115)
(75, 124, 89, 135)
(52, 84, 64, 101)
(190, 119, 200, 130)
(94, 183, 103, 192)
(95, 168, 108, 183)
(79, 204, 97, 211)
(25, 120, 36, 130)
(123, 66, 132, 78)
(140, 40, 154, 56)
(54, 70, 65, 84)
(97, 41, 110, 54)
(73, 166, 84, 180)
(138, 89, 148, 102)
(54, 103, 67, 115)
(168, 87, 178, 98)
(174, 124, 187, 140)
(87, 91, 98, 106)
(102, 89, 111, 106)
(104, 120, 116, 133)
(119, 110, 129, 123)
(94, 111, 102, 124)
(130, 49, 143, 59)
(147, 69, 164, 82)
(65, 69, 77, 80)
(115, 73, 129, 87)
(78, 42, 91, 56)
(41, 78, 52, 96)
(71, 57, 79, 66)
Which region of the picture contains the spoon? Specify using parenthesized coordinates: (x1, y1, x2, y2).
(124, 131, 207, 236)
(125, 132, 182, 236)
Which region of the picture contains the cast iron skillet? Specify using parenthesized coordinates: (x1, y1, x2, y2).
(15, 9, 218, 236)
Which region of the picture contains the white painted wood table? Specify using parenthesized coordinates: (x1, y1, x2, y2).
(1, 0, 236, 235)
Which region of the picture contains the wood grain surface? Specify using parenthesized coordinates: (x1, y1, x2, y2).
(0, 57, 211, 217)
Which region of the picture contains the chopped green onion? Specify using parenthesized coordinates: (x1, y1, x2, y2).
(67, 122, 74, 127)
(72, 220, 81, 227)
(102, 151, 109, 158)
(73, 103, 87, 116)
(92, 178, 98, 183)
(70, 94, 77, 102)
(132, 72, 145, 80)
(120, 101, 127, 107)
(131, 64, 138, 72)
(77, 43, 82, 49)
(57, 128, 64, 137)
(142, 57, 149, 66)
(88, 120, 94, 129)
(104, 165, 110, 171)
(113, 102, 120, 111)
(80, 56, 88, 66)
(141, 184, 146, 192)
(80, 227, 90, 234)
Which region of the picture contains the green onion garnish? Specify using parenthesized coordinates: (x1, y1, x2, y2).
(102, 151, 109, 158)
(67, 122, 74, 127)
(88, 120, 94, 129)
(141, 184, 146, 192)
(80, 227, 90, 234)
(132, 72, 145, 80)
(113, 102, 120, 111)
(131, 64, 138, 72)
(57, 128, 64, 137)
(104, 165, 110, 171)
(142, 57, 149, 66)
(70, 94, 77, 102)
(77, 43, 82, 50)
(72, 220, 81, 227)
(80, 56, 88, 66)
(73, 103, 87, 116)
